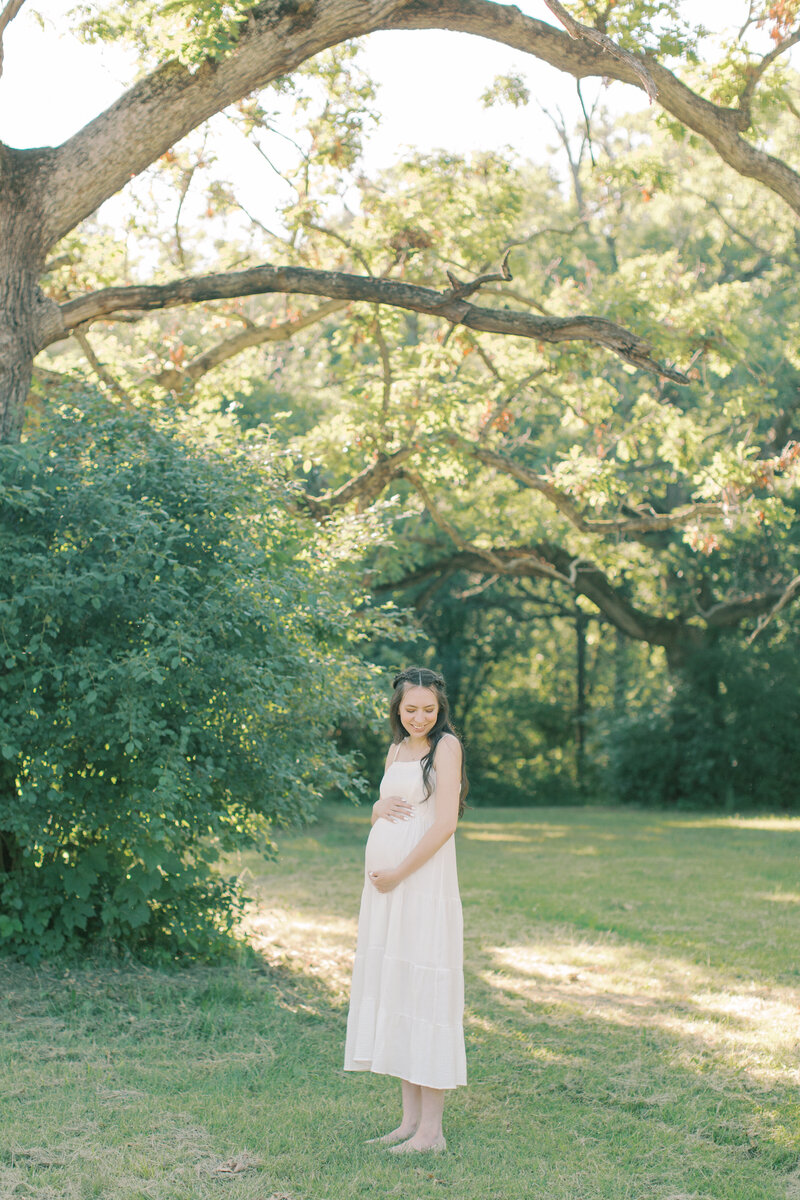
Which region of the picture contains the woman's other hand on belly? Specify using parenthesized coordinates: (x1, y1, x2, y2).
(368, 867, 402, 893)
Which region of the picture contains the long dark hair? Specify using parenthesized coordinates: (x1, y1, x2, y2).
(389, 666, 469, 817)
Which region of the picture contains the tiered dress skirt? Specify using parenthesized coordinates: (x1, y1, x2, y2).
(344, 759, 466, 1089)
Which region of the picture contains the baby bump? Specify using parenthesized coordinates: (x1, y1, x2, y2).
(364, 814, 423, 874)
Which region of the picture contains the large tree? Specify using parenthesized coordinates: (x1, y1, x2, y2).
(2, 0, 800, 444)
(2, 0, 800, 686)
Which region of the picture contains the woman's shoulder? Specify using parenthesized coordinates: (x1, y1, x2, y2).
(383, 740, 402, 767)
(434, 732, 462, 763)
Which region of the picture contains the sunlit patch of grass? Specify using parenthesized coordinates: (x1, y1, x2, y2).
(1, 804, 799, 1199)
(752, 891, 800, 904)
(244, 904, 357, 1000)
(663, 816, 800, 832)
(484, 938, 799, 1083)
(460, 829, 539, 843)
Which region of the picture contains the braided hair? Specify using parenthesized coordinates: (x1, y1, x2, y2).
(389, 666, 468, 817)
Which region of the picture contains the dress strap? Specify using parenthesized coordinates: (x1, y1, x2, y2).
(389, 741, 402, 764)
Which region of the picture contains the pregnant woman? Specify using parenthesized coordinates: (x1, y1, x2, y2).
(344, 666, 467, 1154)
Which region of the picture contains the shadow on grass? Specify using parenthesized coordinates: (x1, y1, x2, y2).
(1, 805, 799, 1200)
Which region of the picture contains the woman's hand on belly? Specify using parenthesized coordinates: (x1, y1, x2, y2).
(368, 867, 401, 893)
(372, 794, 414, 823)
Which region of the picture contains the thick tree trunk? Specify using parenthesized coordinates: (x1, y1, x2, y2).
(574, 604, 588, 793)
(0, 146, 56, 442)
(0, 277, 37, 443)
(0, 761, 21, 876)
(613, 627, 628, 717)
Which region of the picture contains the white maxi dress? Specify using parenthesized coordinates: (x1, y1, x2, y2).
(344, 745, 466, 1090)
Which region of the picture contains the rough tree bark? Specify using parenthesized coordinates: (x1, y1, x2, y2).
(50, 264, 689, 381)
(0, 148, 57, 440)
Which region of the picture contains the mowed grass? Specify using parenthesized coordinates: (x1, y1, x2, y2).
(2, 806, 800, 1200)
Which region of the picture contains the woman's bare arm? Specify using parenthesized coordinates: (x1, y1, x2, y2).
(370, 735, 461, 891)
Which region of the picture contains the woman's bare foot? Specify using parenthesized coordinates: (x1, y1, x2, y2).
(389, 1133, 446, 1154)
(366, 1124, 417, 1146)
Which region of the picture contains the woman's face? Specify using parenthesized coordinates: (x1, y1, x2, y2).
(399, 685, 439, 739)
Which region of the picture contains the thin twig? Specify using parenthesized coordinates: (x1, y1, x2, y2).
(405, 469, 570, 584)
(438, 248, 514, 305)
(747, 573, 800, 642)
(683, 186, 776, 258)
(738, 28, 800, 124)
(73, 330, 131, 405)
(173, 164, 197, 270)
(372, 312, 393, 417)
(303, 221, 374, 275)
(576, 80, 596, 168)
(405, 469, 509, 573)
(738, 1, 757, 41)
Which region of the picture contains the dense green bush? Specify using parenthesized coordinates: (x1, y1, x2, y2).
(604, 638, 800, 810)
(0, 398, 383, 961)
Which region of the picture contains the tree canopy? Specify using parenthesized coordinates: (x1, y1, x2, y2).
(2, 0, 800, 435)
(3, 1, 799, 641)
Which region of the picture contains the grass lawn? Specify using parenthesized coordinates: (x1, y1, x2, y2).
(1, 804, 799, 1200)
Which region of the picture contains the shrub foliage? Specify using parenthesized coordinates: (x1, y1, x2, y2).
(0, 399, 380, 961)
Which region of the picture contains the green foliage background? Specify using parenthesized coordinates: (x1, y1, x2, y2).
(6, 5, 800, 958)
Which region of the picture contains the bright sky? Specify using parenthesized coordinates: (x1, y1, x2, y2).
(0, 1, 731, 153)
(0, 0, 781, 226)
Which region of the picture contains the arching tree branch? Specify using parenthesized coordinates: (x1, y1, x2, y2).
(700, 584, 800, 630)
(0, 0, 25, 79)
(392, 1, 800, 217)
(299, 427, 726, 541)
(378, 540, 687, 649)
(149, 298, 347, 391)
(301, 447, 417, 518)
(455, 437, 725, 535)
(31, 0, 800, 259)
(295, 442, 800, 655)
(377, 539, 799, 660)
(47, 263, 688, 381)
(376, 463, 799, 655)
